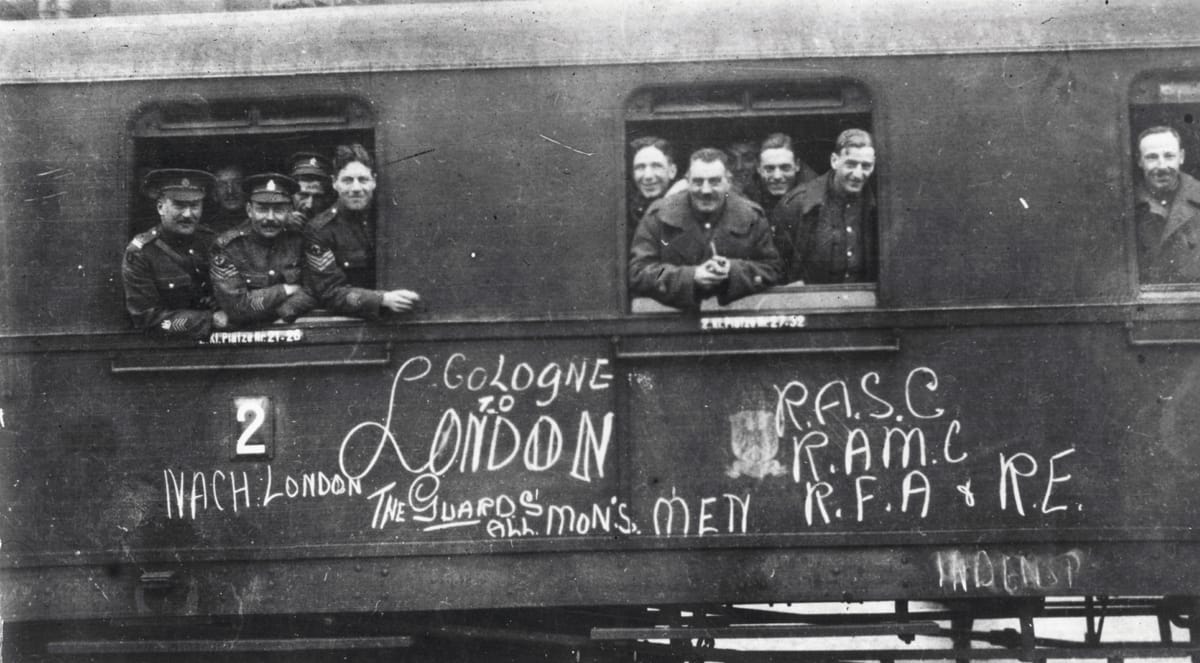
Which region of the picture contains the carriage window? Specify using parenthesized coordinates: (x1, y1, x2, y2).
(131, 97, 374, 239)
(624, 81, 878, 314)
(126, 97, 381, 336)
(1131, 74, 1200, 295)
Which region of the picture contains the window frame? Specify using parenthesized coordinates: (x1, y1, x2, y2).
(621, 78, 880, 316)
(1129, 71, 1200, 298)
(128, 95, 382, 327)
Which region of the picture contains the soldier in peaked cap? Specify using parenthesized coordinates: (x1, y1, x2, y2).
(122, 168, 230, 339)
(210, 173, 318, 325)
(287, 151, 335, 224)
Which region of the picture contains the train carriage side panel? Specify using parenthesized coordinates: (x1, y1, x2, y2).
(6, 323, 1200, 618)
(881, 51, 1139, 307)
(1, 82, 131, 334)
(7, 0, 1200, 634)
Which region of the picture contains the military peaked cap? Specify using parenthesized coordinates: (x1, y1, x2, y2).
(142, 169, 215, 202)
(288, 151, 333, 180)
(244, 173, 299, 203)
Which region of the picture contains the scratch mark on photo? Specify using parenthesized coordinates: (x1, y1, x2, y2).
(539, 134, 594, 156)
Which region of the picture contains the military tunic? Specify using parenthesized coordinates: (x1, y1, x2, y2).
(304, 203, 385, 318)
(628, 188, 660, 234)
(629, 191, 781, 310)
(210, 222, 317, 325)
(1137, 171, 1200, 284)
(307, 204, 375, 286)
(122, 224, 218, 339)
(772, 171, 877, 284)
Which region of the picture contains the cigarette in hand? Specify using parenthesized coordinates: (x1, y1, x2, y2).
(710, 241, 728, 268)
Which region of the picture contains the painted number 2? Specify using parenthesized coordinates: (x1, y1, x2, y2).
(233, 396, 273, 458)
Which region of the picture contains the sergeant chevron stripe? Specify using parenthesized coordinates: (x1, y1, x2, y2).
(211, 262, 238, 280)
(307, 248, 335, 271)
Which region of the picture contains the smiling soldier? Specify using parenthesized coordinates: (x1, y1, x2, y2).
(773, 128, 878, 284)
(303, 143, 421, 319)
(122, 169, 230, 339)
(629, 148, 781, 310)
(627, 136, 680, 230)
(1135, 126, 1200, 283)
(756, 133, 819, 217)
(210, 173, 317, 325)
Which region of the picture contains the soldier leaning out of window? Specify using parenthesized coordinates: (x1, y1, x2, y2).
(629, 147, 781, 310)
(303, 143, 421, 320)
(210, 173, 318, 326)
(1135, 125, 1200, 284)
(122, 169, 230, 339)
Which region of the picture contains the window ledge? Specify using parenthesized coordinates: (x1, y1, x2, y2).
(632, 284, 877, 314)
(1138, 286, 1200, 303)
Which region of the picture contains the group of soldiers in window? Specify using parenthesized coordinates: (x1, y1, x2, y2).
(628, 128, 877, 310)
(121, 143, 421, 339)
(124, 130, 880, 337)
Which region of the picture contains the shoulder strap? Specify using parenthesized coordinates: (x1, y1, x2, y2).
(126, 227, 159, 251)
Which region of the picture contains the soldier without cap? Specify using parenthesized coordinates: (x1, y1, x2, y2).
(304, 143, 421, 319)
(756, 132, 819, 217)
(627, 137, 680, 230)
(773, 128, 878, 284)
(210, 173, 318, 325)
(122, 169, 230, 339)
(629, 148, 781, 310)
(1135, 126, 1200, 283)
(206, 164, 247, 234)
(725, 140, 759, 197)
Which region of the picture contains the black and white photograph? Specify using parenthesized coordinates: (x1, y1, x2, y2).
(2, 0, 1200, 660)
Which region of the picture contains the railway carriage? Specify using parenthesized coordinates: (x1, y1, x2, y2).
(4, 0, 1200, 660)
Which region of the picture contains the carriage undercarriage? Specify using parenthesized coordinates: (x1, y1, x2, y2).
(10, 597, 1200, 662)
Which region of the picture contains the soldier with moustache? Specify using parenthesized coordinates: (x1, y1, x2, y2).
(210, 173, 317, 325)
(122, 169, 230, 339)
(206, 164, 247, 234)
(629, 147, 781, 310)
(304, 143, 421, 319)
(287, 151, 335, 226)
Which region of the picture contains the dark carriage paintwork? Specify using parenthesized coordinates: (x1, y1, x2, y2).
(4, 0, 1200, 658)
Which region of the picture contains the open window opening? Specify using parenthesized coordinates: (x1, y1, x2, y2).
(1131, 73, 1200, 299)
(130, 95, 375, 272)
(129, 96, 377, 328)
(131, 96, 375, 237)
(624, 80, 877, 314)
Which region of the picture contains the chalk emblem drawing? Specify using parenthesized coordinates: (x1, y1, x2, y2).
(727, 409, 786, 479)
